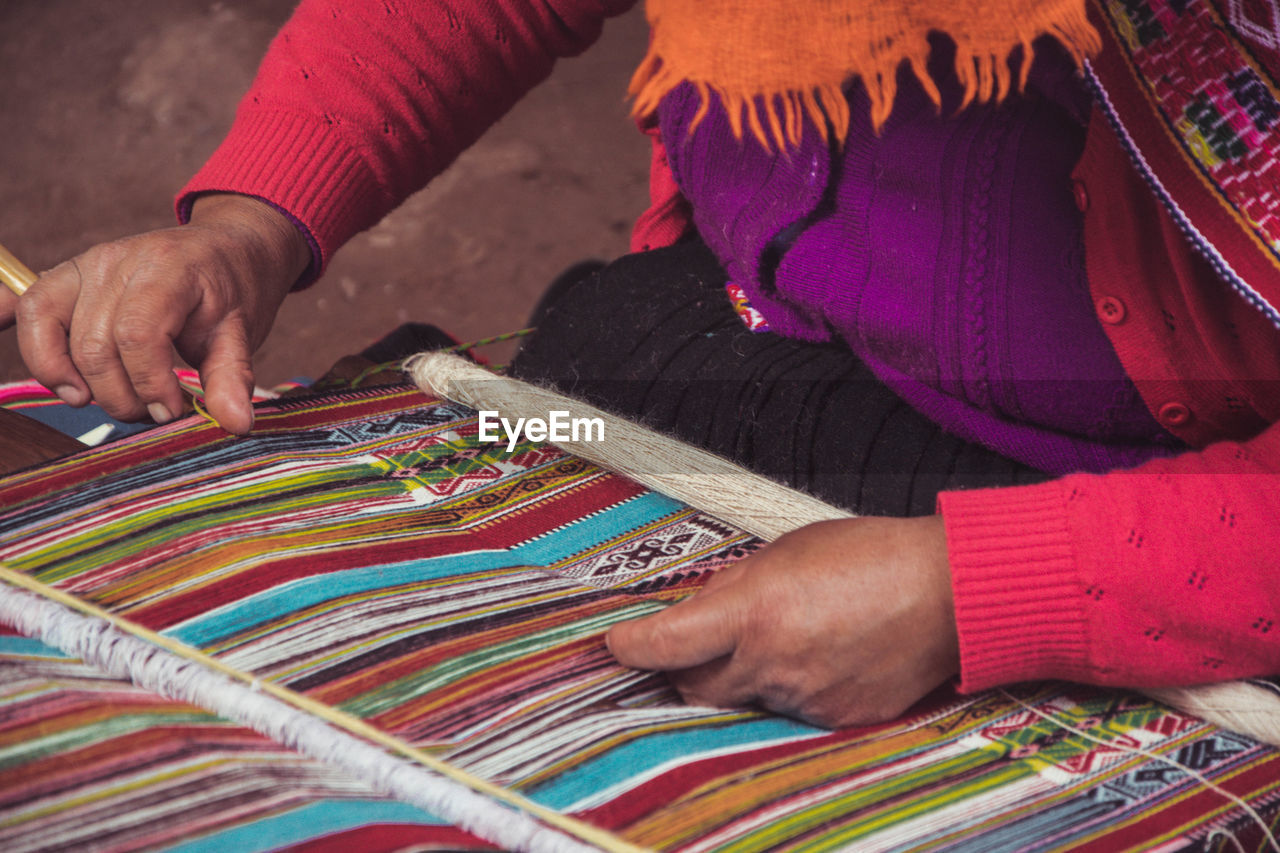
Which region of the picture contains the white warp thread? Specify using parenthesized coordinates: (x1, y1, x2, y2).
(408, 352, 1280, 750)
(0, 583, 598, 853)
(1145, 682, 1280, 753)
(1002, 688, 1280, 851)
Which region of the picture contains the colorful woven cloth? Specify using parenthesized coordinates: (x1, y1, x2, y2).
(1, 384, 1279, 851)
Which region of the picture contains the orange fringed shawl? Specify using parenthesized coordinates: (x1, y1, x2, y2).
(629, 0, 1102, 147)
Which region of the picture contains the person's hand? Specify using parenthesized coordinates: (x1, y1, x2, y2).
(606, 516, 959, 727)
(0, 290, 17, 341)
(6, 194, 311, 434)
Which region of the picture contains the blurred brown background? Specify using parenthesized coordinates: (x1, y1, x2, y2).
(0, 0, 650, 387)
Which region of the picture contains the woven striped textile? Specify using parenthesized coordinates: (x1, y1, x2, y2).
(0, 631, 484, 851)
(1, 384, 1278, 851)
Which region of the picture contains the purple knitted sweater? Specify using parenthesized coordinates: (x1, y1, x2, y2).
(658, 40, 1178, 475)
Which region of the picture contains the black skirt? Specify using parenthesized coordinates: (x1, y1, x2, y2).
(511, 240, 1049, 517)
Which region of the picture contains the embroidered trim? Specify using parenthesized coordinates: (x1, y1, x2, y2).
(1085, 61, 1280, 329)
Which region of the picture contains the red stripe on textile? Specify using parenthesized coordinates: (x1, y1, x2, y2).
(122, 474, 647, 629)
(1066, 749, 1280, 851)
(0, 388, 439, 506)
(2, 726, 276, 808)
(575, 691, 957, 831)
(0, 424, 224, 505)
(328, 607, 623, 709)
(278, 823, 500, 852)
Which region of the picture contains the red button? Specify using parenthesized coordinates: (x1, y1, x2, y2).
(1072, 179, 1089, 213)
(1096, 296, 1127, 324)
(1158, 402, 1192, 427)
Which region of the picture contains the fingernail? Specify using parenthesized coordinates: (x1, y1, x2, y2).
(147, 403, 173, 424)
(53, 384, 88, 407)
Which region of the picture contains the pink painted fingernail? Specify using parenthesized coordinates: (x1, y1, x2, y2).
(147, 403, 173, 425)
(53, 384, 88, 407)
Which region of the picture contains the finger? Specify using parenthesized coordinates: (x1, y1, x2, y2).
(191, 318, 256, 435)
(668, 654, 759, 710)
(64, 276, 163, 422)
(696, 561, 746, 594)
(15, 262, 90, 406)
(606, 586, 743, 671)
(0, 287, 17, 328)
(114, 276, 202, 426)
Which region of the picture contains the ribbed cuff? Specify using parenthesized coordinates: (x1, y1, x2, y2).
(938, 481, 1090, 693)
(175, 110, 386, 283)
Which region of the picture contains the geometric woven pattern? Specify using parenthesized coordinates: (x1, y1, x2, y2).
(1, 384, 1278, 850)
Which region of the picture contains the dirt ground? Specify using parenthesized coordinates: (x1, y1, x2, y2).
(0, 0, 650, 388)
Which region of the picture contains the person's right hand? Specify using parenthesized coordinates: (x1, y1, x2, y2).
(1, 194, 312, 435)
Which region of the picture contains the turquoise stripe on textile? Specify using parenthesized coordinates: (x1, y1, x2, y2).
(532, 717, 823, 810)
(0, 636, 67, 657)
(165, 800, 449, 853)
(166, 491, 683, 646)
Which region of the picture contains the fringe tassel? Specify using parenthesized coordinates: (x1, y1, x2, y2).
(628, 0, 1102, 150)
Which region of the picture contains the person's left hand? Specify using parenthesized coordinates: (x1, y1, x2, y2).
(606, 516, 959, 728)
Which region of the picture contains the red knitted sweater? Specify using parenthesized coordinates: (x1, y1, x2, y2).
(178, 0, 1280, 694)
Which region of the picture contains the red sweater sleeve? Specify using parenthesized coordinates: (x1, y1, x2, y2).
(177, 0, 637, 278)
(939, 422, 1280, 692)
(939, 98, 1280, 694)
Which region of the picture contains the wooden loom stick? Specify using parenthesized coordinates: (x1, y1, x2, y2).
(407, 351, 1280, 750)
(0, 564, 644, 853)
(0, 241, 37, 297)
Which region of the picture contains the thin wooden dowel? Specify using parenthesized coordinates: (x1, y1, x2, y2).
(0, 241, 37, 297)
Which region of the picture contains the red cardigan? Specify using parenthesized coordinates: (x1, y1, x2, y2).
(178, 0, 1280, 694)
